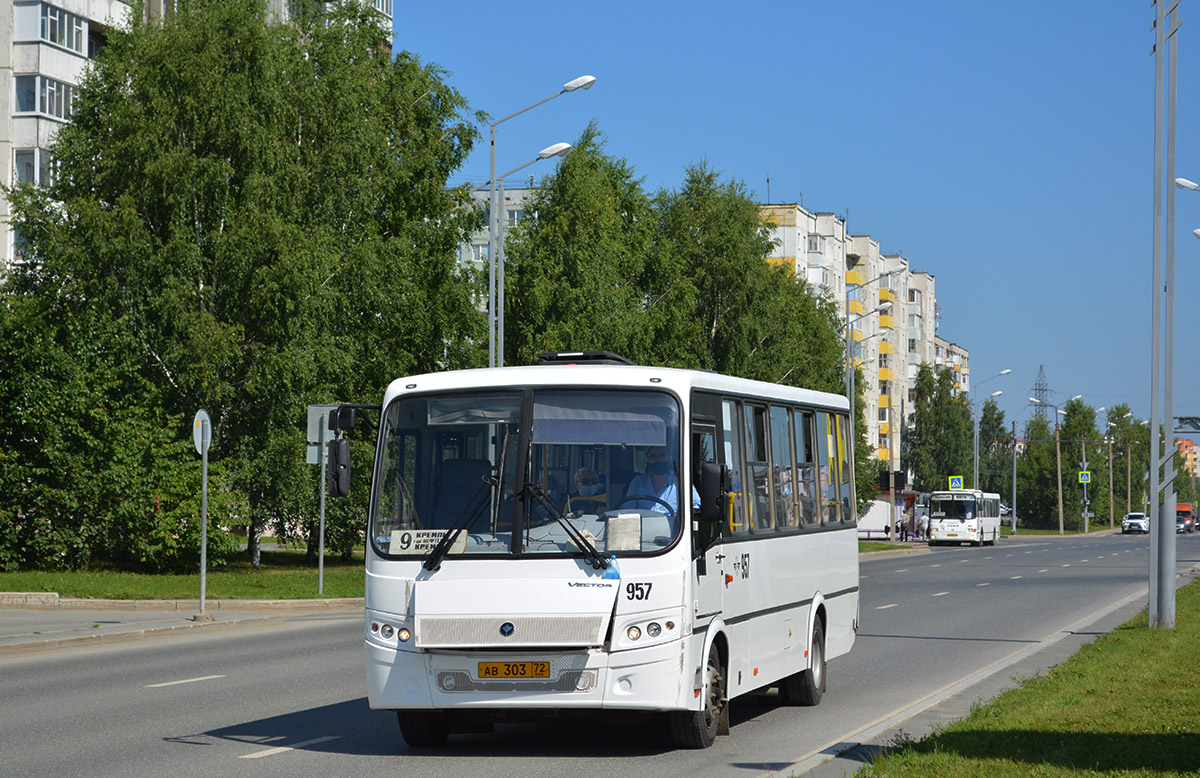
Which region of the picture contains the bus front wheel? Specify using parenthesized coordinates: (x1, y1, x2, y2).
(397, 710, 450, 748)
(669, 643, 724, 748)
(779, 619, 825, 706)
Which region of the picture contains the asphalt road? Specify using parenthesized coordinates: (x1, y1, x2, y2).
(3, 532, 1196, 778)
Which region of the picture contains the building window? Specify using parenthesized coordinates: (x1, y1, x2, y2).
(14, 150, 36, 185)
(878, 407, 888, 422)
(474, 244, 489, 264)
(909, 289, 921, 304)
(373, 0, 392, 15)
(908, 388, 917, 403)
(879, 434, 888, 448)
(506, 208, 523, 227)
(14, 75, 77, 120)
(880, 380, 892, 396)
(41, 3, 88, 54)
(908, 338, 916, 353)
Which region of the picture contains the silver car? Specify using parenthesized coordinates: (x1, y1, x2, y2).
(1122, 512, 1149, 534)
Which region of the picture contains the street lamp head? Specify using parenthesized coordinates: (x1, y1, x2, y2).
(539, 142, 571, 159)
(1057, 409, 1067, 416)
(1193, 228, 1200, 241)
(564, 75, 597, 92)
(874, 301, 893, 313)
(990, 390, 1003, 398)
(999, 369, 1012, 376)
(1175, 177, 1200, 191)
(1096, 407, 1105, 414)
(1029, 397, 1042, 404)
(1123, 411, 1133, 419)
(1071, 394, 1082, 401)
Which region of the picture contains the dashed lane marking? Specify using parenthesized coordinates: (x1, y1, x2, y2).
(241, 736, 341, 759)
(146, 675, 225, 688)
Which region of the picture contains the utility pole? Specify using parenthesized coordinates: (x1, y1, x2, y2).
(1011, 420, 1018, 534)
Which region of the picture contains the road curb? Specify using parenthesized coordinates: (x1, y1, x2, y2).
(0, 614, 287, 659)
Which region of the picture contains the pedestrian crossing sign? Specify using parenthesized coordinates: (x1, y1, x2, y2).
(948, 476, 964, 490)
(1079, 471, 1091, 484)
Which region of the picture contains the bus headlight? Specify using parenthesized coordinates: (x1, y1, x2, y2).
(380, 624, 394, 639)
(627, 626, 642, 641)
(646, 622, 662, 638)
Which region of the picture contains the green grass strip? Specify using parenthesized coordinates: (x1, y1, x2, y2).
(858, 579, 1200, 777)
(0, 549, 366, 600)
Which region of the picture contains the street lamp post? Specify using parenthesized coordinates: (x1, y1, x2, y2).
(1031, 394, 1082, 535)
(487, 75, 595, 368)
(972, 369, 1010, 489)
(840, 301, 891, 537)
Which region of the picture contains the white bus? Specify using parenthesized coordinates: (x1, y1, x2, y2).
(927, 489, 1001, 546)
(331, 352, 859, 749)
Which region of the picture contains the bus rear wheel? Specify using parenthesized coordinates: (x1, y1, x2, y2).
(397, 710, 450, 748)
(779, 620, 825, 706)
(669, 643, 724, 748)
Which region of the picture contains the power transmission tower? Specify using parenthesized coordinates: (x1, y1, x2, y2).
(1031, 365, 1051, 420)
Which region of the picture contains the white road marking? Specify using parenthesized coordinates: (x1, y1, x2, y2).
(146, 675, 225, 688)
(977, 582, 991, 587)
(241, 736, 340, 759)
(894, 569, 909, 573)
(1010, 576, 1023, 580)
(876, 604, 899, 610)
(1062, 564, 1072, 568)
(929, 564, 941, 568)
(1038, 569, 1050, 573)
(932, 592, 949, 597)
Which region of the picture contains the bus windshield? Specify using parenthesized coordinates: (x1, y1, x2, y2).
(371, 388, 683, 559)
(929, 494, 976, 521)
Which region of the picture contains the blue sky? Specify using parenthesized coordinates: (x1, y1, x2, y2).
(395, 2, 1200, 432)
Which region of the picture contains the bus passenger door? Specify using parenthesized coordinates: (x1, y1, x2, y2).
(692, 423, 724, 623)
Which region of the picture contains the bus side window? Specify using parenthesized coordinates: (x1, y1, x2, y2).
(795, 410, 819, 526)
(815, 412, 842, 524)
(743, 404, 773, 532)
(721, 400, 749, 535)
(835, 414, 853, 523)
(769, 406, 797, 530)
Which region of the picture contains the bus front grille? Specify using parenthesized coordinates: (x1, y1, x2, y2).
(417, 615, 605, 648)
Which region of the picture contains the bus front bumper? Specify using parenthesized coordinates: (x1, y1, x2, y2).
(365, 637, 690, 712)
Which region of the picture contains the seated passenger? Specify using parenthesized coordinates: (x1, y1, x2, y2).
(565, 467, 608, 515)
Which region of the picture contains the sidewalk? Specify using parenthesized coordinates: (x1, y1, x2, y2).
(0, 593, 362, 658)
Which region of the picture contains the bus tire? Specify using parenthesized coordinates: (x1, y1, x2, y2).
(669, 643, 724, 748)
(780, 619, 825, 706)
(397, 710, 450, 747)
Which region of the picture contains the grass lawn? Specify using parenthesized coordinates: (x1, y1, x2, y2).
(859, 541, 909, 553)
(0, 549, 366, 600)
(857, 579, 1200, 777)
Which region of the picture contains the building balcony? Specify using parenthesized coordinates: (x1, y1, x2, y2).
(879, 314, 894, 329)
(879, 393, 891, 408)
(846, 269, 864, 286)
(848, 299, 864, 315)
(877, 446, 890, 460)
(879, 288, 894, 303)
(879, 367, 894, 381)
(879, 421, 890, 435)
(879, 340, 894, 354)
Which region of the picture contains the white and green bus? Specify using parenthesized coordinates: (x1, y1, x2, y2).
(330, 352, 859, 748)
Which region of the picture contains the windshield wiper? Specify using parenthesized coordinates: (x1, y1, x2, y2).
(423, 478, 494, 573)
(523, 484, 609, 571)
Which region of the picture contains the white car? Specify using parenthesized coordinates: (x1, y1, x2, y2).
(1122, 512, 1149, 534)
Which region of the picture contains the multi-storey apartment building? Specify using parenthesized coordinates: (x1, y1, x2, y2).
(760, 203, 963, 462)
(2, 0, 393, 267)
(934, 336, 971, 397)
(2, 0, 131, 264)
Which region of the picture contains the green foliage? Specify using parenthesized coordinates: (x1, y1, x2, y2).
(1, 0, 481, 571)
(977, 398, 1013, 497)
(905, 364, 971, 493)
